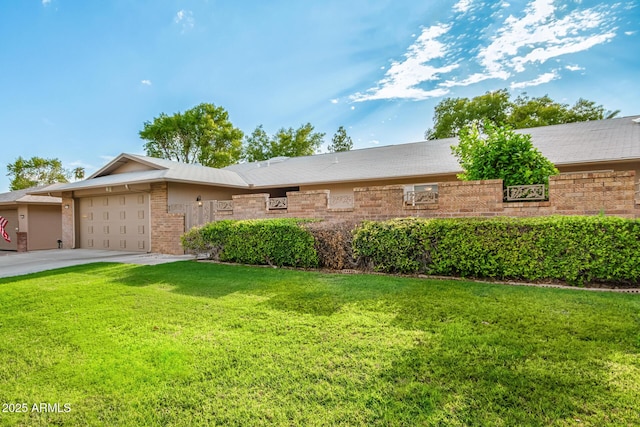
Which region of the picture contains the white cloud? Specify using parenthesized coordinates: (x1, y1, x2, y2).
(175, 9, 195, 32)
(565, 64, 583, 71)
(625, 31, 636, 36)
(453, 0, 472, 14)
(352, 0, 619, 102)
(510, 71, 559, 89)
(350, 24, 458, 102)
(141, 79, 152, 86)
(42, 0, 51, 5)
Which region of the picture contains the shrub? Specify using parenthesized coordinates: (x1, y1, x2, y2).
(353, 216, 640, 286)
(451, 122, 559, 187)
(352, 218, 433, 274)
(181, 218, 318, 268)
(181, 220, 234, 260)
(303, 221, 360, 270)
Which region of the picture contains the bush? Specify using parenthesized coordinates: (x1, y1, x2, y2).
(451, 122, 559, 187)
(181, 220, 234, 260)
(181, 219, 318, 268)
(353, 216, 640, 286)
(303, 221, 360, 270)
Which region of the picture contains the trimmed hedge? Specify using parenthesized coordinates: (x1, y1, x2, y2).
(183, 216, 640, 286)
(353, 216, 640, 286)
(181, 218, 318, 268)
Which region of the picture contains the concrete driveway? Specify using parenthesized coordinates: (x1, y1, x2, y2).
(0, 249, 193, 279)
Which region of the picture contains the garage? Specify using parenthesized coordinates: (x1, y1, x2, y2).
(79, 193, 149, 252)
(0, 209, 18, 251)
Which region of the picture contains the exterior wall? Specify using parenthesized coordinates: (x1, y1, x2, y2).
(111, 162, 155, 174)
(74, 171, 638, 255)
(199, 171, 640, 225)
(167, 182, 254, 206)
(150, 182, 185, 255)
(557, 160, 640, 179)
(300, 174, 460, 196)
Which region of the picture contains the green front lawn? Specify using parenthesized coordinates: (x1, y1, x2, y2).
(1, 262, 639, 426)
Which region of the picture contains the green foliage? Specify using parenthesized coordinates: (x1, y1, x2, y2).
(327, 125, 353, 152)
(243, 123, 325, 162)
(426, 89, 511, 140)
(140, 102, 244, 168)
(451, 122, 559, 187)
(6, 156, 70, 190)
(352, 218, 433, 274)
(353, 216, 640, 286)
(425, 89, 619, 139)
(182, 218, 318, 268)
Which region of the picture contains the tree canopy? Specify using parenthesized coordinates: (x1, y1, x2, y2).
(327, 126, 353, 152)
(426, 89, 619, 140)
(6, 156, 71, 191)
(451, 122, 559, 187)
(243, 123, 325, 162)
(140, 103, 244, 168)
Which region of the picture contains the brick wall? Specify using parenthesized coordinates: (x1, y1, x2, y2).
(61, 192, 74, 249)
(150, 182, 185, 254)
(206, 171, 640, 224)
(150, 171, 639, 254)
(16, 232, 27, 252)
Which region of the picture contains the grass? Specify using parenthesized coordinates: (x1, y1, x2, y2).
(0, 261, 639, 426)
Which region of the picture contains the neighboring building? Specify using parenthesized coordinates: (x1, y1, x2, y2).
(0, 187, 62, 252)
(32, 116, 640, 254)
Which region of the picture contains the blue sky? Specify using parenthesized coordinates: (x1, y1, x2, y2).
(0, 0, 638, 192)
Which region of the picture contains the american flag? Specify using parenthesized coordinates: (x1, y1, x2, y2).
(0, 216, 10, 243)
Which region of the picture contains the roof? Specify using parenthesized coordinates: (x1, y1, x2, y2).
(224, 139, 461, 187)
(0, 187, 61, 206)
(224, 115, 640, 187)
(31, 115, 640, 195)
(32, 153, 250, 195)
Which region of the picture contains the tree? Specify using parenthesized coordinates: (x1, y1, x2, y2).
(425, 90, 618, 140)
(7, 156, 70, 191)
(451, 122, 559, 187)
(140, 103, 244, 168)
(72, 167, 85, 180)
(425, 89, 511, 139)
(243, 123, 325, 162)
(328, 126, 353, 152)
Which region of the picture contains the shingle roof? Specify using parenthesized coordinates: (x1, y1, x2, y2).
(224, 138, 461, 187)
(0, 187, 61, 205)
(30, 115, 640, 195)
(224, 115, 640, 187)
(518, 115, 640, 165)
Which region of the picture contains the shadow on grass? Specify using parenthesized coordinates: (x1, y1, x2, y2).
(108, 261, 418, 316)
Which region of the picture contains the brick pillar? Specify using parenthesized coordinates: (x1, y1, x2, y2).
(287, 190, 329, 218)
(150, 182, 185, 254)
(61, 192, 74, 249)
(17, 232, 27, 252)
(353, 185, 405, 220)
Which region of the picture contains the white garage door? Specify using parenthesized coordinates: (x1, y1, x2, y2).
(0, 209, 18, 251)
(79, 194, 149, 252)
